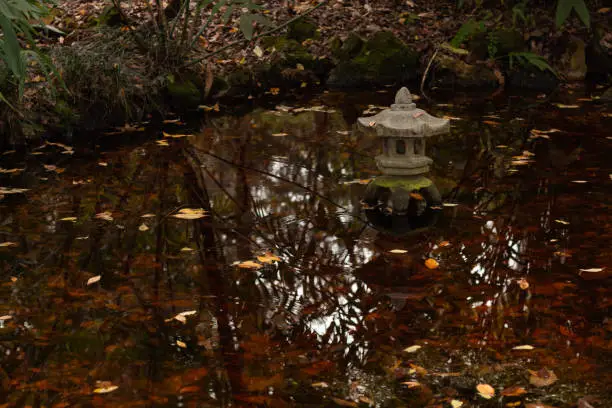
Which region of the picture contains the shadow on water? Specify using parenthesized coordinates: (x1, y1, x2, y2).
(0, 89, 611, 407)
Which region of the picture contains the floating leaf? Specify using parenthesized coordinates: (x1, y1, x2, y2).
(579, 267, 604, 273)
(518, 278, 529, 290)
(257, 252, 281, 263)
(513, 345, 534, 350)
(138, 223, 149, 232)
(442, 202, 458, 207)
(311, 382, 329, 388)
(403, 345, 422, 353)
(501, 386, 527, 396)
(528, 368, 558, 387)
(389, 249, 408, 254)
(163, 131, 193, 138)
(0, 187, 29, 194)
(401, 381, 421, 388)
(93, 382, 118, 394)
(141, 213, 155, 218)
(60, 217, 77, 222)
(425, 258, 439, 269)
(438, 241, 450, 247)
(98, 162, 108, 167)
(571, 180, 588, 184)
(176, 340, 187, 348)
(238, 260, 263, 269)
(156, 140, 170, 146)
(253, 45, 264, 58)
(555, 103, 579, 109)
(271, 132, 288, 137)
(476, 383, 495, 399)
(180, 247, 195, 252)
(0, 242, 18, 247)
(0, 315, 12, 321)
(172, 208, 207, 220)
(451, 401, 463, 408)
(409, 192, 424, 200)
(554, 219, 570, 225)
(95, 212, 114, 221)
(87, 275, 101, 285)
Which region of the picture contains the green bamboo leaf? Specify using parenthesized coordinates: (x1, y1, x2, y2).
(572, 0, 590, 28)
(0, 14, 25, 81)
(555, 0, 574, 28)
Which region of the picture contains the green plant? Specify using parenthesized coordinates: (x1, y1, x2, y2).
(450, 19, 486, 48)
(0, 0, 54, 104)
(508, 51, 557, 76)
(555, 0, 590, 29)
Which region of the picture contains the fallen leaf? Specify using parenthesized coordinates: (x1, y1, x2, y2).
(138, 223, 149, 231)
(476, 383, 495, 399)
(555, 104, 580, 109)
(571, 180, 588, 184)
(162, 118, 182, 124)
(257, 252, 281, 263)
(93, 383, 118, 394)
(598, 7, 611, 13)
(0, 315, 12, 321)
(525, 403, 558, 408)
(425, 258, 439, 269)
(87, 275, 101, 285)
(181, 247, 194, 252)
(409, 192, 424, 200)
(311, 382, 329, 388)
(403, 345, 422, 353)
(238, 260, 263, 269)
(518, 278, 529, 290)
(172, 208, 207, 220)
(442, 202, 458, 207)
(176, 340, 187, 348)
(554, 219, 570, 225)
(253, 45, 264, 58)
(141, 213, 155, 218)
(513, 345, 534, 350)
(501, 386, 527, 396)
(409, 363, 427, 375)
(98, 162, 108, 167)
(482, 120, 500, 126)
(156, 140, 170, 146)
(0, 242, 18, 247)
(271, 132, 288, 137)
(528, 368, 558, 387)
(579, 267, 604, 273)
(0, 187, 29, 194)
(451, 400, 464, 408)
(95, 212, 114, 221)
(163, 131, 192, 138)
(438, 241, 450, 247)
(389, 249, 408, 254)
(401, 381, 421, 388)
(60, 217, 77, 222)
(330, 397, 358, 407)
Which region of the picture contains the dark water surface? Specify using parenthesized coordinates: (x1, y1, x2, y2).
(0, 90, 611, 407)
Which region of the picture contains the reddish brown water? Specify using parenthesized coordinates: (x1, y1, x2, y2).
(0, 90, 610, 407)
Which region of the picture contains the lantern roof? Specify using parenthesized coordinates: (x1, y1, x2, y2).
(357, 87, 450, 138)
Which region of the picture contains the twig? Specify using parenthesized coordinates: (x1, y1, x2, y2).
(420, 46, 439, 101)
(183, 0, 329, 68)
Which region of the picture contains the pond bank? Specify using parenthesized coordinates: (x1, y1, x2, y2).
(1, 0, 611, 146)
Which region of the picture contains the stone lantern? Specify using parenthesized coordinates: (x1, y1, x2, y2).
(357, 87, 450, 176)
(357, 87, 449, 230)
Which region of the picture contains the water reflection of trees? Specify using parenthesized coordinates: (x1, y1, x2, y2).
(0, 103, 610, 405)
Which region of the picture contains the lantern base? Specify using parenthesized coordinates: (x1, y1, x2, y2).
(375, 155, 432, 176)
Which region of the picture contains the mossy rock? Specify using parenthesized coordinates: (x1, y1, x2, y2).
(287, 17, 318, 42)
(331, 32, 365, 61)
(327, 31, 419, 88)
(166, 76, 201, 107)
(433, 53, 498, 89)
(262, 35, 316, 69)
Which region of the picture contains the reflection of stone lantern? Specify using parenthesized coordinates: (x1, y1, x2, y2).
(358, 87, 449, 176)
(357, 87, 450, 233)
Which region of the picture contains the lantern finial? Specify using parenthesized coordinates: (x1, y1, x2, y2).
(395, 87, 412, 105)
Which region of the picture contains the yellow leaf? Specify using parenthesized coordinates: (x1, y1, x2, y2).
(438, 241, 450, 247)
(311, 382, 329, 388)
(180, 247, 195, 252)
(163, 131, 192, 138)
(156, 139, 170, 146)
(555, 104, 580, 109)
(257, 253, 281, 263)
(138, 223, 149, 232)
(403, 345, 421, 353)
(238, 260, 263, 269)
(0, 315, 12, 321)
(176, 340, 187, 348)
(253, 45, 264, 58)
(141, 213, 155, 218)
(172, 208, 207, 220)
(271, 132, 288, 137)
(401, 381, 421, 388)
(425, 258, 439, 269)
(0, 242, 18, 247)
(554, 219, 570, 225)
(476, 383, 495, 399)
(579, 267, 604, 273)
(389, 249, 407, 254)
(513, 345, 535, 350)
(518, 278, 529, 290)
(98, 162, 108, 167)
(451, 400, 463, 408)
(87, 275, 101, 285)
(93, 384, 118, 394)
(60, 217, 77, 222)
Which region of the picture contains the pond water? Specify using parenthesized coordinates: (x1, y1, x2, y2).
(0, 89, 611, 407)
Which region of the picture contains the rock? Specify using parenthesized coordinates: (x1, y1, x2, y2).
(468, 29, 526, 61)
(166, 75, 201, 107)
(327, 31, 419, 88)
(433, 53, 499, 89)
(287, 18, 318, 42)
(558, 36, 587, 81)
(331, 32, 365, 61)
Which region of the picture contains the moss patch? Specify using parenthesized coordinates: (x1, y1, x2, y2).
(369, 175, 433, 191)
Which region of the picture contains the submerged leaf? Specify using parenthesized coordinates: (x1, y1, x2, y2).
(476, 383, 495, 399)
(172, 208, 207, 220)
(87, 275, 101, 286)
(528, 368, 558, 387)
